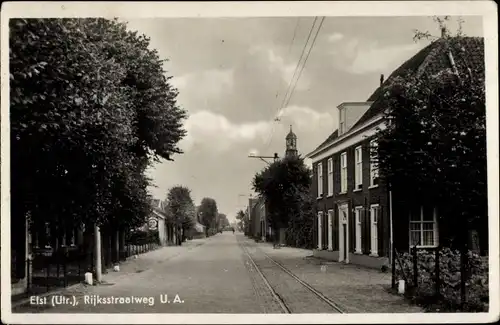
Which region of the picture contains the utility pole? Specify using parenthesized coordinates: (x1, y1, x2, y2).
(94, 224, 102, 283)
(248, 152, 279, 165)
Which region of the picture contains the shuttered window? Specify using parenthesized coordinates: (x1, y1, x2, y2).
(370, 205, 380, 256)
(340, 152, 347, 193)
(355, 207, 363, 253)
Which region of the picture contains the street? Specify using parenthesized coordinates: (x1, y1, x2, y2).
(13, 233, 421, 314)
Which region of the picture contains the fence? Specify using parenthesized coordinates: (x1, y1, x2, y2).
(393, 245, 489, 311)
(27, 246, 93, 294)
(23, 236, 160, 294)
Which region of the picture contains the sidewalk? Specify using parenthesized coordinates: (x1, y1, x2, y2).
(254, 240, 423, 313)
(11, 238, 207, 310)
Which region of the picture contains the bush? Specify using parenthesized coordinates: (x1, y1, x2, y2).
(395, 247, 488, 312)
(126, 230, 159, 245)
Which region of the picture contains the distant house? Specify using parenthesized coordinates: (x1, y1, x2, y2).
(189, 205, 206, 239)
(247, 197, 260, 239)
(306, 35, 485, 269)
(248, 197, 268, 242)
(150, 199, 169, 246)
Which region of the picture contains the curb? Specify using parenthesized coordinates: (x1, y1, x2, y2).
(11, 241, 207, 309)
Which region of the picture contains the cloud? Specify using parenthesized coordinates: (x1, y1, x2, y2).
(328, 32, 344, 43)
(330, 38, 424, 75)
(349, 42, 423, 75)
(179, 105, 334, 154)
(250, 46, 311, 91)
(277, 105, 335, 132)
(179, 110, 272, 153)
(172, 68, 234, 95)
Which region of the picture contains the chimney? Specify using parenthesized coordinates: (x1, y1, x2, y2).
(380, 74, 384, 86)
(441, 27, 447, 38)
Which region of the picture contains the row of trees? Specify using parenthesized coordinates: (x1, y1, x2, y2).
(10, 18, 186, 247)
(163, 187, 228, 239)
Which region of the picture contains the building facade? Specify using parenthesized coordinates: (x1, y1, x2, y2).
(307, 101, 390, 269)
(307, 35, 486, 268)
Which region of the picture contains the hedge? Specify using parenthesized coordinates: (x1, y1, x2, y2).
(395, 247, 488, 312)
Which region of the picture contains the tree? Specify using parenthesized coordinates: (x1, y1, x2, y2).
(218, 213, 230, 230)
(376, 19, 486, 250)
(9, 18, 187, 237)
(165, 186, 196, 244)
(235, 210, 248, 233)
(252, 155, 314, 247)
(198, 198, 218, 236)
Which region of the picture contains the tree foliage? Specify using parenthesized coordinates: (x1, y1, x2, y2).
(217, 213, 230, 229)
(252, 155, 315, 247)
(9, 18, 187, 231)
(235, 210, 248, 233)
(198, 197, 218, 235)
(376, 24, 486, 248)
(164, 186, 196, 232)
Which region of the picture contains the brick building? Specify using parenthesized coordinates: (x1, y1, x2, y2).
(307, 35, 486, 268)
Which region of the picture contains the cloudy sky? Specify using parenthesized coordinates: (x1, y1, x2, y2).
(124, 16, 483, 222)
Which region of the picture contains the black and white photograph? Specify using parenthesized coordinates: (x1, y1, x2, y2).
(1, 1, 498, 324)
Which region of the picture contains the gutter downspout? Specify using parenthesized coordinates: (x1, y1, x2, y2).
(389, 189, 394, 261)
(390, 188, 396, 289)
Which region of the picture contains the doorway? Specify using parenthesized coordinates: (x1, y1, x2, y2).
(338, 203, 349, 263)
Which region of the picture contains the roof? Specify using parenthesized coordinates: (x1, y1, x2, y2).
(352, 36, 484, 129)
(286, 125, 297, 139)
(312, 130, 339, 153)
(309, 36, 484, 157)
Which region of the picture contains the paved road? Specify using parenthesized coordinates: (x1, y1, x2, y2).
(13, 232, 420, 314)
(15, 233, 268, 313)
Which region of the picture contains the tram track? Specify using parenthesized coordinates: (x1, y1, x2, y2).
(237, 237, 345, 314)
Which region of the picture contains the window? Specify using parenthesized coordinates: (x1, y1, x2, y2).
(370, 205, 380, 256)
(327, 158, 333, 196)
(317, 211, 324, 249)
(328, 209, 334, 250)
(339, 107, 346, 135)
(409, 206, 438, 247)
(44, 222, 52, 248)
(370, 139, 379, 187)
(317, 163, 323, 197)
(355, 207, 363, 253)
(355, 146, 363, 190)
(340, 152, 347, 193)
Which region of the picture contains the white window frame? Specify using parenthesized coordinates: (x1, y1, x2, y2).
(317, 163, 323, 197)
(44, 222, 52, 248)
(355, 206, 363, 254)
(369, 139, 379, 188)
(409, 206, 439, 248)
(354, 146, 363, 190)
(327, 158, 333, 196)
(327, 209, 334, 251)
(370, 204, 380, 257)
(317, 211, 323, 249)
(340, 152, 347, 193)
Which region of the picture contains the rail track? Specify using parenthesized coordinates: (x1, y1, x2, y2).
(238, 237, 345, 314)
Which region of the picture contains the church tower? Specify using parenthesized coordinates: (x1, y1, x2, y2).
(285, 125, 298, 158)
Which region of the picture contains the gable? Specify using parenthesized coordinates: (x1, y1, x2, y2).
(352, 36, 484, 129)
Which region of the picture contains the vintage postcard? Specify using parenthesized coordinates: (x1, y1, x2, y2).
(1, 1, 498, 324)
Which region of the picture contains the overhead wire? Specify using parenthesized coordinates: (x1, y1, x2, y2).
(263, 18, 303, 150)
(264, 17, 320, 151)
(282, 16, 325, 109)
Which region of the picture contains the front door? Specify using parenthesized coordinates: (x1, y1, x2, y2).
(343, 224, 347, 261)
(338, 203, 349, 263)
